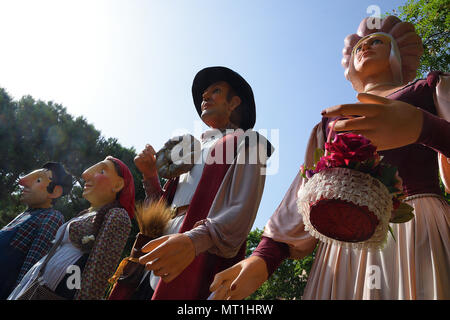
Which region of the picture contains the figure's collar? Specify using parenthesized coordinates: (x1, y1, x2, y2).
(25, 207, 52, 215)
(201, 122, 239, 142)
(26, 206, 52, 211)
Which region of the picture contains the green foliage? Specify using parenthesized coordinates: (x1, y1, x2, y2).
(439, 177, 450, 203)
(387, 0, 450, 78)
(245, 228, 316, 300)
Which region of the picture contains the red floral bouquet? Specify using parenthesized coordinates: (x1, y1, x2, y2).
(297, 132, 414, 249)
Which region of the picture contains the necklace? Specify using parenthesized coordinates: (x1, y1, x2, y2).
(363, 82, 400, 93)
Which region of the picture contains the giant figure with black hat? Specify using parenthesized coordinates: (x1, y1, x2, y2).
(0, 162, 72, 299)
(108, 66, 273, 300)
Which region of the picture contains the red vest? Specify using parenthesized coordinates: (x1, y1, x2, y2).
(110, 132, 246, 300)
(153, 132, 245, 299)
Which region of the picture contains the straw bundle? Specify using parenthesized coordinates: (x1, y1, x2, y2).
(134, 200, 174, 239)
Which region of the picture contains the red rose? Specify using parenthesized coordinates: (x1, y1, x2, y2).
(315, 153, 346, 173)
(325, 133, 377, 164)
(315, 158, 328, 173)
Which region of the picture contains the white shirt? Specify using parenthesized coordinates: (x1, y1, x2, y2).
(148, 129, 224, 290)
(8, 212, 96, 299)
(170, 129, 224, 207)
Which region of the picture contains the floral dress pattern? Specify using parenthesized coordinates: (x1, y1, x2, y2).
(70, 207, 131, 300)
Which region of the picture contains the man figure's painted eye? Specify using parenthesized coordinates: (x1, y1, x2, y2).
(37, 178, 41, 183)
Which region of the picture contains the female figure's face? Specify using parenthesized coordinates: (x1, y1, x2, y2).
(81, 159, 124, 209)
(353, 35, 391, 75)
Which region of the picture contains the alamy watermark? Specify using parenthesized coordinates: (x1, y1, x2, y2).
(366, 265, 381, 290)
(366, 5, 382, 30)
(66, 265, 81, 290)
(166, 120, 279, 176)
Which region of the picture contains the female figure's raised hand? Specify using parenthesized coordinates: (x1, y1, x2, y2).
(322, 92, 423, 151)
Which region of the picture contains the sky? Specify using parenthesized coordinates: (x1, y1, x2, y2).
(0, 0, 408, 229)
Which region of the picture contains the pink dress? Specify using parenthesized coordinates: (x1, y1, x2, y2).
(255, 72, 450, 299)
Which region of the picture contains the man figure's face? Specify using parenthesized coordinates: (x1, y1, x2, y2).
(18, 169, 57, 208)
(200, 81, 241, 129)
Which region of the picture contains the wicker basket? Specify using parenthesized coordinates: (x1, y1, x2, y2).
(297, 167, 393, 250)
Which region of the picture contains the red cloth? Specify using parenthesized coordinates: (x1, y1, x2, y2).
(309, 198, 379, 242)
(152, 132, 245, 300)
(252, 236, 290, 277)
(106, 156, 135, 219)
(108, 282, 136, 300)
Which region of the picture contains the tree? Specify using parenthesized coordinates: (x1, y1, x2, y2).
(245, 228, 316, 300)
(388, 0, 449, 78)
(0, 89, 145, 225)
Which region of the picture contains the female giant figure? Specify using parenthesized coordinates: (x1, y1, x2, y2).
(210, 16, 450, 300)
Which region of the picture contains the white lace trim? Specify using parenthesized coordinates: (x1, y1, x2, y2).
(297, 167, 393, 250)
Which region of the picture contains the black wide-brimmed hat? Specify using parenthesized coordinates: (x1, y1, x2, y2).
(192, 66, 256, 130)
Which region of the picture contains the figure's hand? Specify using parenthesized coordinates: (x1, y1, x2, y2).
(321, 93, 423, 151)
(138, 233, 195, 283)
(439, 153, 450, 193)
(134, 144, 157, 178)
(209, 256, 268, 300)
